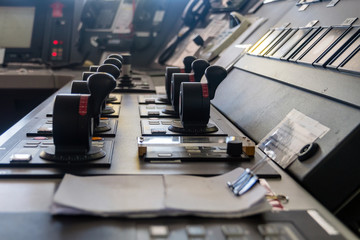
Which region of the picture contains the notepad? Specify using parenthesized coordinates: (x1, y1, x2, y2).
(51, 168, 270, 218)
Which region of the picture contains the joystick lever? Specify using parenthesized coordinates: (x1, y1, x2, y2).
(87, 73, 117, 126)
(168, 65, 227, 133)
(40, 93, 108, 161)
(97, 63, 121, 79)
(103, 58, 122, 75)
(170, 59, 210, 114)
(83, 58, 121, 80)
(205, 65, 228, 100)
(192, 59, 210, 82)
(106, 54, 124, 63)
(163, 56, 197, 103)
(39, 72, 116, 162)
(183, 56, 197, 73)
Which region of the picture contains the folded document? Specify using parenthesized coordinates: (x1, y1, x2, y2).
(51, 168, 270, 217)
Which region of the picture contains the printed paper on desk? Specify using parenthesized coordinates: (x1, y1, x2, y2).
(53, 174, 164, 215)
(51, 168, 270, 217)
(164, 169, 269, 217)
(258, 109, 330, 169)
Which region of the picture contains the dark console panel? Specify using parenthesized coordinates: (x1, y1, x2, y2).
(0, 210, 347, 240)
(210, 0, 360, 236)
(0, 0, 75, 65)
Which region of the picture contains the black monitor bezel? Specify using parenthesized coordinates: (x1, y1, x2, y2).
(1, 0, 47, 63)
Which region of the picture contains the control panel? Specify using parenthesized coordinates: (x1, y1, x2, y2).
(0, 53, 271, 177)
(0, 0, 358, 239)
(0, 210, 347, 240)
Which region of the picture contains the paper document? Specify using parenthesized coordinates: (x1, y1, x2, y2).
(52, 168, 270, 217)
(53, 175, 164, 215)
(258, 109, 330, 168)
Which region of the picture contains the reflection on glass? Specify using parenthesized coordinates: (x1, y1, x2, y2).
(316, 27, 360, 67)
(267, 28, 298, 58)
(0, 7, 35, 48)
(248, 29, 284, 56)
(327, 33, 360, 69)
(338, 47, 360, 74)
(289, 28, 327, 62)
(262, 29, 291, 56)
(298, 27, 349, 65)
(248, 29, 274, 54)
(281, 28, 320, 61)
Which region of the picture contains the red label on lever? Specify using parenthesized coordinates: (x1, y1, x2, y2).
(180, 68, 185, 73)
(50, 2, 64, 18)
(201, 84, 209, 98)
(78, 96, 89, 116)
(189, 74, 195, 82)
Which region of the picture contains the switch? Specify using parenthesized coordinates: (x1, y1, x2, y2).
(227, 140, 243, 157)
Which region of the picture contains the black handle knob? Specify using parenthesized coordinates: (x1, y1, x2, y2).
(89, 65, 99, 72)
(183, 56, 197, 73)
(107, 54, 124, 63)
(97, 64, 120, 79)
(52, 94, 92, 154)
(82, 72, 93, 80)
(193, 35, 204, 47)
(71, 80, 89, 94)
(227, 140, 243, 157)
(87, 73, 116, 118)
(205, 66, 227, 100)
(120, 53, 131, 78)
(298, 142, 319, 161)
(165, 67, 182, 103)
(103, 57, 122, 70)
(121, 53, 131, 65)
(192, 59, 210, 82)
(179, 82, 210, 128)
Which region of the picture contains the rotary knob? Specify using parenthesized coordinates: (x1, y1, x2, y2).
(226, 140, 243, 157)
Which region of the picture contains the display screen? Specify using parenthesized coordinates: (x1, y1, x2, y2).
(289, 28, 327, 62)
(262, 29, 291, 56)
(281, 28, 318, 61)
(249, 29, 284, 56)
(339, 47, 360, 74)
(248, 29, 273, 54)
(328, 34, 360, 68)
(316, 26, 360, 67)
(298, 27, 349, 65)
(267, 28, 298, 58)
(0, 7, 35, 48)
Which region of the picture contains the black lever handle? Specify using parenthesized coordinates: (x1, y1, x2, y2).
(87, 73, 116, 118)
(107, 54, 124, 63)
(103, 57, 122, 70)
(192, 59, 210, 82)
(71, 80, 89, 94)
(97, 64, 120, 79)
(205, 65, 227, 100)
(183, 56, 197, 73)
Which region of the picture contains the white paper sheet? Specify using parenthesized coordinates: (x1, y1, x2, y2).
(164, 168, 267, 213)
(52, 168, 270, 218)
(53, 175, 165, 214)
(259, 109, 330, 168)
